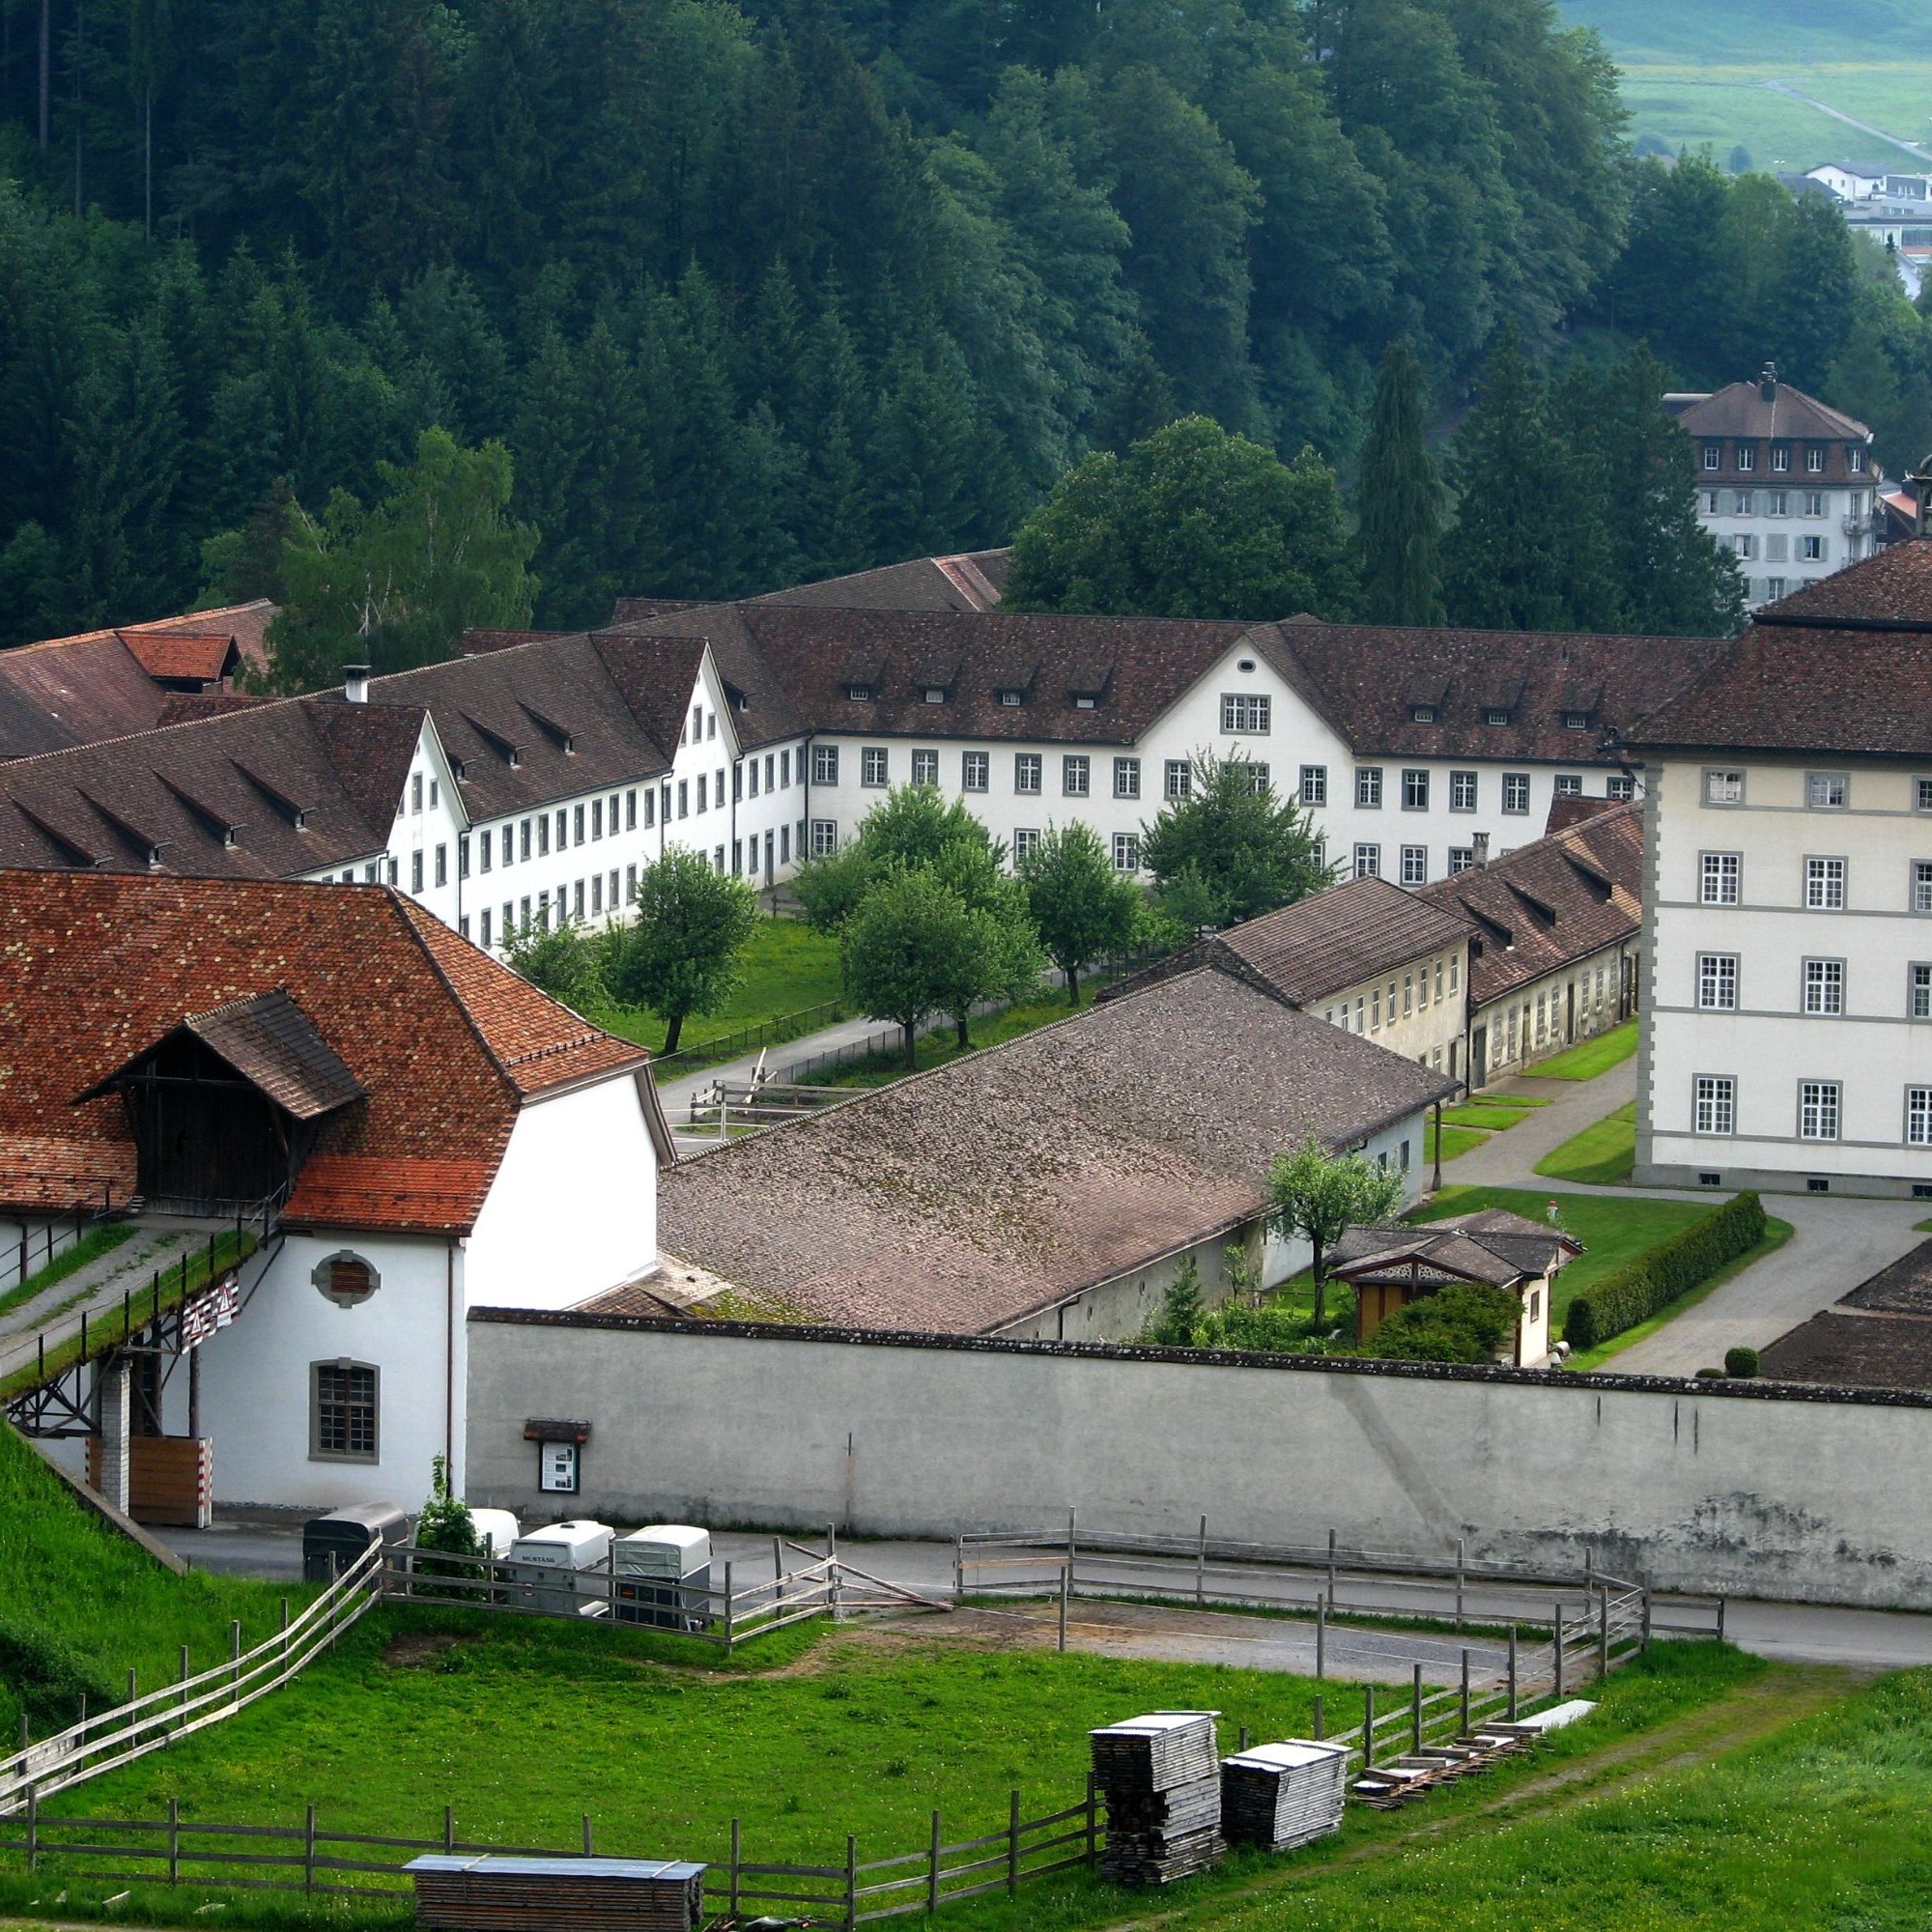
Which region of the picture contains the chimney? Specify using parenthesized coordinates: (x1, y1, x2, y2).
(1472, 831, 1492, 868)
(1909, 458, 1932, 537)
(1759, 361, 1778, 403)
(344, 665, 371, 705)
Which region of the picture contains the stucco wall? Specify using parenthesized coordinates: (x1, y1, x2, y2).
(465, 1318, 1932, 1606)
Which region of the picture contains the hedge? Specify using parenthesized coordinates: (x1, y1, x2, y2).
(1563, 1191, 1768, 1350)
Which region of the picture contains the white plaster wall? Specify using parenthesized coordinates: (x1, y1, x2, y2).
(1472, 943, 1632, 1086)
(466, 1076, 659, 1314)
(1312, 947, 1468, 1079)
(465, 1320, 1932, 1605)
(184, 1230, 460, 1511)
(1694, 480, 1867, 609)
(1643, 753, 1932, 1189)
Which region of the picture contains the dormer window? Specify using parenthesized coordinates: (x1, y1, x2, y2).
(1411, 705, 1436, 724)
(999, 690, 1023, 707)
(1074, 696, 1097, 710)
(846, 684, 872, 702)
(1850, 446, 1866, 473)
(1563, 712, 1588, 730)
(923, 688, 946, 704)
(1703, 444, 1720, 470)
(1736, 444, 1755, 473)
(1485, 708, 1510, 726)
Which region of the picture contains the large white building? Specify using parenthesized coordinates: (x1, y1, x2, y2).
(1631, 538, 1932, 1197)
(1666, 369, 1881, 611)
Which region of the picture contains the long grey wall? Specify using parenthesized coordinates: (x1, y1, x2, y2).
(466, 1313, 1932, 1608)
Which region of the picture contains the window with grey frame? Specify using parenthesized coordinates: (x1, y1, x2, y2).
(1799, 1079, 1841, 1141)
(911, 749, 939, 787)
(1164, 759, 1190, 801)
(1400, 845, 1426, 886)
(1912, 963, 1932, 1019)
(812, 744, 839, 785)
(1299, 765, 1326, 807)
(1909, 1085, 1932, 1148)
(1063, 754, 1090, 797)
(1806, 772, 1848, 810)
(1701, 851, 1741, 904)
(1696, 953, 1738, 1010)
(1354, 842, 1380, 879)
(1015, 753, 1042, 795)
(1114, 756, 1140, 800)
(311, 1361, 378, 1462)
(1803, 957, 1845, 1016)
(861, 747, 889, 787)
(1805, 856, 1846, 910)
(1449, 770, 1477, 811)
(1355, 766, 1383, 809)
(1401, 769, 1428, 810)
(963, 752, 989, 792)
(1502, 772, 1529, 814)
(1693, 1074, 1735, 1136)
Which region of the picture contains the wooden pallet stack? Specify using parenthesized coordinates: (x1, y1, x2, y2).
(1090, 1711, 1225, 1885)
(1219, 1740, 1350, 1851)
(405, 1854, 707, 1932)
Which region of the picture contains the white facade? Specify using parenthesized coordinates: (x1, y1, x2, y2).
(1473, 944, 1633, 1087)
(1695, 473, 1879, 611)
(805, 642, 1632, 890)
(1638, 753, 1932, 1196)
(1314, 944, 1469, 1084)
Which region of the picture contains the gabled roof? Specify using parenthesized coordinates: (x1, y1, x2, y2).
(0, 633, 174, 759)
(1329, 1209, 1580, 1293)
(119, 630, 241, 686)
(1671, 380, 1869, 443)
(1747, 536, 1932, 630)
(657, 965, 1454, 1336)
(0, 871, 651, 1228)
(744, 549, 1009, 614)
(1211, 875, 1472, 1006)
(0, 698, 431, 878)
(1416, 803, 1641, 1008)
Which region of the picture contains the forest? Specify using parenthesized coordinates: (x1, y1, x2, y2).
(0, 0, 1927, 656)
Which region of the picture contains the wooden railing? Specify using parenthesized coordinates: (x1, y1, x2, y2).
(0, 1541, 380, 1819)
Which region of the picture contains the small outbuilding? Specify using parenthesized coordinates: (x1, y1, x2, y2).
(1327, 1208, 1581, 1367)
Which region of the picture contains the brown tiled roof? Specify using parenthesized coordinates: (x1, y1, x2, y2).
(1673, 380, 1868, 442)
(118, 630, 240, 685)
(0, 698, 429, 878)
(601, 609, 807, 753)
(1329, 1210, 1578, 1291)
(1210, 875, 1472, 1005)
(0, 870, 649, 1227)
(0, 634, 172, 759)
(1417, 803, 1641, 1009)
(748, 549, 1009, 614)
(1545, 794, 1625, 836)
(1748, 536, 1932, 629)
(658, 965, 1454, 1335)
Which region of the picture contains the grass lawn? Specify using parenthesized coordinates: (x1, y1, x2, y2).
(1426, 1120, 1489, 1164)
(1524, 1021, 1637, 1082)
(1535, 1101, 1636, 1185)
(1441, 1103, 1531, 1131)
(1411, 1185, 1718, 1335)
(809, 993, 1084, 1090)
(4, 1621, 1772, 1931)
(593, 917, 843, 1063)
(0, 1224, 134, 1322)
(1566, 1215, 1795, 1373)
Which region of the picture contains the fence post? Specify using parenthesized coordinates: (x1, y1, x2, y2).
(844, 1834, 858, 1932)
(1362, 1688, 1375, 1770)
(128, 1665, 137, 1706)
(1312, 1694, 1323, 1742)
(1553, 1604, 1565, 1700)
(927, 1809, 941, 1914)
(26, 1785, 38, 1873)
(1326, 1529, 1337, 1609)
(1007, 1790, 1020, 1894)
(1315, 1597, 1326, 1680)
(1085, 1772, 1098, 1863)
(1455, 1538, 1465, 1630)
(729, 1818, 741, 1919)
(327, 1551, 339, 1650)
(443, 1805, 455, 1855)
(1460, 1650, 1470, 1734)
(1058, 1560, 1069, 1652)
(582, 1814, 593, 1856)
(952, 1534, 963, 1605)
(774, 1537, 784, 1609)
(1067, 1508, 1077, 1587)
(282, 1597, 291, 1667)
(1196, 1515, 1207, 1606)
(1507, 1626, 1518, 1720)
(1718, 1597, 1727, 1644)
(168, 1795, 180, 1885)
(1641, 1592, 1652, 1655)
(179, 1643, 189, 1722)
(303, 1803, 316, 1893)
(1410, 1664, 1423, 1753)
(724, 1563, 735, 1658)
(1599, 1587, 1610, 1679)
(1237, 1725, 1248, 1753)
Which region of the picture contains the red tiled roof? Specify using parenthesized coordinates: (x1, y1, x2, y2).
(118, 630, 240, 685)
(1748, 537, 1932, 629)
(0, 871, 647, 1226)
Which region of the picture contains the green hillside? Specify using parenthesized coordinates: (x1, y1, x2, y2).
(1561, 0, 1932, 170)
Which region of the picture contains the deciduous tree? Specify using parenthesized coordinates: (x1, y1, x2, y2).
(1020, 821, 1142, 1006)
(1265, 1135, 1406, 1330)
(607, 846, 760, 1056)
(1140, 753, 1330, 927)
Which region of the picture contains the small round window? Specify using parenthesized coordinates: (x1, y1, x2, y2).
(313, 1251, 381, 1309)
(1237, 658, 1256, 672)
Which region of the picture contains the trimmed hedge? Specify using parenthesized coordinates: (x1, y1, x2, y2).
(1564, 1191, 1768, 1350)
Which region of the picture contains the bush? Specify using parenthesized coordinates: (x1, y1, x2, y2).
(1724, 1346, 1760, 1378)
(1141, 1261, 1205, 1347)
(0, 1619, 116, 1729)
(1363, 1281, 1519, 1363)
(1564, 1192, 1767, 1350)
(1694, 1366, 1725, 1379)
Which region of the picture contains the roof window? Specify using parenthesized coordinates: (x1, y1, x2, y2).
(846, 684, 872, 702)
(1412, 705, 1437, 724)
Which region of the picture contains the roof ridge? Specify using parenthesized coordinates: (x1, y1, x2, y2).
(385, 890, 526, 1106)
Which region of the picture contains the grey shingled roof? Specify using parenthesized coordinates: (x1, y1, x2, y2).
(657, 965, 1455, 1336)
(1214, 875, 1473, 1005)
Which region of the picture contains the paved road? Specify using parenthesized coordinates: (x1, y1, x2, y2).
(1761, 79, 1930, 164)
(1441, 1056, 1636, 1187)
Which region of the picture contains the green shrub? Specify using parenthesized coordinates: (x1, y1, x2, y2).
(1198, 1301, 1317, 1352)
(1694, 1365, 1725, 1379)
(1140, 1260, 1206, 1346)
(1564, 1192, 1767, 1350)
(1724, 1346, 1760, 1378)
(0, 1619, 116, 1729)
(1363, 1281, 1519, 1363)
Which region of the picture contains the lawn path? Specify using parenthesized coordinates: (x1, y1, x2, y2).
(1088, 1662, 1857, 1932)
(1436, 1057, 1634, 1187)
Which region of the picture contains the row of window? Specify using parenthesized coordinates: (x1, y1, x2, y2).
(1695, 952, 1932, 1018)
(1704, 489, 1848, 520)
(1321, 953, 1461, 1034)
(1700, 442, 1862, 475)
(1690, 1075, 1932, 1147)
(807, 821, 1143, 872)
(1492, 966, 1619, 1064)
(1730, 531, 1830, 563)
(1704, 769, 1932, 812)
(1344, 767, 1631, 812)
(1697, 850, 1932, 912)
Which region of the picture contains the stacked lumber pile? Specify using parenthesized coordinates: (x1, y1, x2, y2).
(1090, 1711, 1224, 1885)
(1219, 1740, 1350, 1851)
(406, 1854, 706, 1932)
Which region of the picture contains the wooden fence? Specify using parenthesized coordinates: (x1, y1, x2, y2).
(379, 1535, 950, 1653)
(0, 1541, 379, 1820)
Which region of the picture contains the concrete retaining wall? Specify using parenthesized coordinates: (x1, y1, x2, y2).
(465, 1314, 1932, 1608)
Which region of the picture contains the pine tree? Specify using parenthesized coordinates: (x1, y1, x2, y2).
(1354, 341, 1442, 625)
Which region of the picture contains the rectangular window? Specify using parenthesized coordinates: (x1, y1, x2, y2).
(1806, 772, 1848, 810)
(312, 1362, 378, 1462)
(1013, 828, 1041, 865)
(766, 753, 777, 791)
(1114, 756, 1141, 800)
(1914, 861, 1932, 913)
(411, 773, 423, 813)
(1801, 534, 1825, 561)
(742, 762, 753, 799)
(1704, 769, 1745, 807)
(460, 835, 472, 879)
(1697, 953, 1738, 1010)
(912, 749, 939, 787)
(1915, 964, 1932, 1020)
(1063, 754, 1091, 797)
(1356, 767, 1383, 809)
(1704, 490, 1719, 513)
(1449, 846, 1474, 874)
(480, 907, 493, 950)
(1703, 444, 1720, 470)
(1015, 753, 1042, 795)
(1805, 857, 1846, 909)
(1222, 693, 1271, 734)
(592, 798, 605, 838)
(592, 873, 605, 915)
(1449, 770, 1477, 811)
(1803, 957, 1845, 1015)
(696, 774, 707, 813)
(1909, 1086, 1932, 1147)
(1299, 765, 1326, 807)
(1804, 489, 1825, 515)
(1402, 768, 1429, 810)
(1354, 842, 1380, 879)
(1799, 1080, 1841, 1141)
(813, 744, 839, 785)
(1850, 446, 1865, 474)
(1733, 533, 1756, 559)
(625, 864, 636, 900)
(1701, 852, 1741, 904)
(1112, 832, 1141, 872)
(434, 844, 447, 889)
(627, 788, 638, 830)
(779, 827, 789, 864)
(410, 850, 424, 895)
(862, 747, 889, 788)
(1772, 447, 1790, 474)
(519, 895, 530, 927)
(1734, 490, 1754, 515)
(963, 752, 989, 793)
(1554, 774, 1582, 797)
(1372, 986, 1381, 1030)
(1768, 490, 1788, 515)
(1164, 760, 1191, 801)
(810, 819, 838, 857)
(1502, 773, 1530, 815)
(1606, 775, 1635, 800)
(1401, 844, 1427, 887)
(479, 829, 493, 873)
(1693, 1075, 1736, 1136)
(1737, 446, 1755, 473)
(570, 804, 583, 845)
